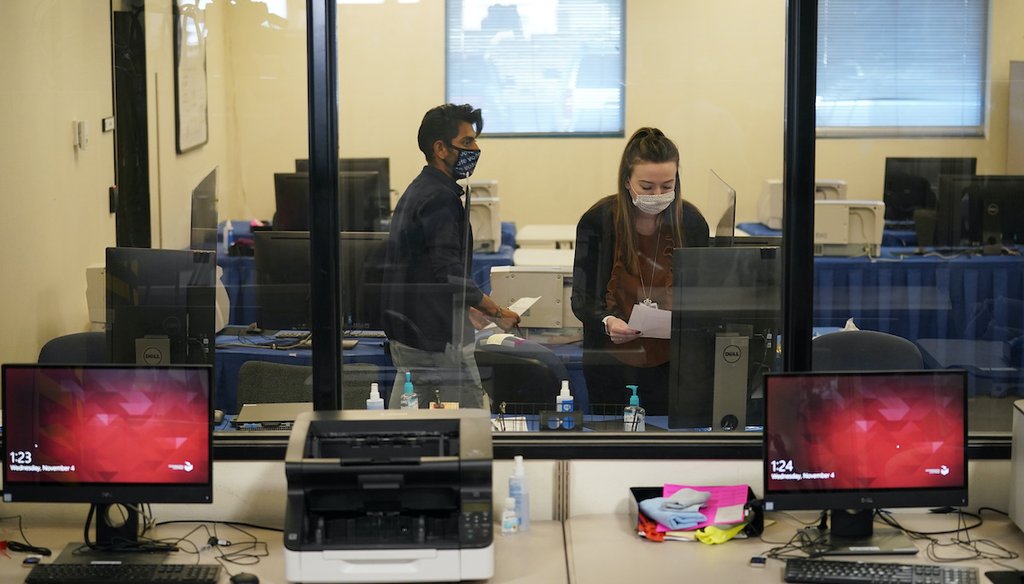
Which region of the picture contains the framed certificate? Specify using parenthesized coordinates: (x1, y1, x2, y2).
(173, 0, 209, 153)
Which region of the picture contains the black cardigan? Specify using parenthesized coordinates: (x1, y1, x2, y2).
(570, 195, 710, 351)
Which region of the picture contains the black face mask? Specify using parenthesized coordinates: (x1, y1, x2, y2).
(449, 145, 481, 179)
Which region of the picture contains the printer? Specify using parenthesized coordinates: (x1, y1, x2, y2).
(284, 409, 494, 583)
(813, 199, 886, 257)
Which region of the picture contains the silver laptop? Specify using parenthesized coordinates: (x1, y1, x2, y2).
(233, 402, 312, 426)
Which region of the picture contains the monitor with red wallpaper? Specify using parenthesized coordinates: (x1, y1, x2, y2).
(2, 364, 212, 553)
(762, 369, 967, 555)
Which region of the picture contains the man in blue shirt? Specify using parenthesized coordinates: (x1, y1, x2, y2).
(382, 103, 520, 409)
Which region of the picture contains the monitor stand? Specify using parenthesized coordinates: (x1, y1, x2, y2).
(57, 503, 176, 563)
(806, 509, 919, 556)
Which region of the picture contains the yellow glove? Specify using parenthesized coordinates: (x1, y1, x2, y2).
(695, 522, 747, 545)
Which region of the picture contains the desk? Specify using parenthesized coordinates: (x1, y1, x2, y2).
(813, 249, 1024, 344)
(565, 512, 1024, 584)
(216, 221, 517, 323)
(737, 222, 918, 247)
(214, 335, 391, 413)
(214, 333, 587, 415)
(515, 224, 577, 249)
(0, 521, 567, 583)
(216, 246, 514, 324)
(512, 248, 575, 268)
(917, 338, 1024, 398)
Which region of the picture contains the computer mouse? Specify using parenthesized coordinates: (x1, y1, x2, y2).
(230, 572, 260, 584)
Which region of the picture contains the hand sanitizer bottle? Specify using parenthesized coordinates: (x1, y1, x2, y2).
(508, 455, 530, 532)
(400, 372, 419, 410)
(623, 385, 646, 431)
(556, 380, 574, 412)
(500, 497, 519, 535)
(366, 382, 384, 410)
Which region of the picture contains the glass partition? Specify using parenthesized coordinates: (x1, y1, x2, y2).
(812, 0, 1024, 434)
(3, 1, 1020, 460)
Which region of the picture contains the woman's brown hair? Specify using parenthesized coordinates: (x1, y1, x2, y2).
(612, 127, 686, 274)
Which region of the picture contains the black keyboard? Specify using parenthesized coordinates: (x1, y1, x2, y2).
(784, 557, 978, 584)
(25, 562, 221, 584)
(343, 329, 387, 339)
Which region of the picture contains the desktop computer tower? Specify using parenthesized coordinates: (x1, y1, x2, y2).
(1011, 400, 1024, 532)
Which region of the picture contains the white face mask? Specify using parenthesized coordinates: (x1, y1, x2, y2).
(631, 190, 675, 215)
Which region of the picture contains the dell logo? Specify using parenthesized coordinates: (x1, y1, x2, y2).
(142, 347, 164, 364)
(723, 345, 742, 363)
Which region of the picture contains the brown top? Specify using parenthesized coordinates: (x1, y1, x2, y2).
(604, 224, 674, 367)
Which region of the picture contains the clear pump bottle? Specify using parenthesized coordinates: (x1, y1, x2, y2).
(623, 385, 645, 431)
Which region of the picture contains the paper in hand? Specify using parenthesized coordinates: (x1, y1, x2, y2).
(627, 302, 671, 339)
(482, 296, 541, 330)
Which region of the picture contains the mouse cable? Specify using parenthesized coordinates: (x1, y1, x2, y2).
(0, 515, 51, 556)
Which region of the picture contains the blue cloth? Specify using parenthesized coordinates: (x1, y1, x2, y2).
(638, 497, 707, 530)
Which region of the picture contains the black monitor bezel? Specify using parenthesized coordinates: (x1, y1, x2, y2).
(1, 363, 214, 504)
(275, 167, 389, 232)
(253, 230, 388, 331)
(761, 369, 969, 512)
(883, 157, 977, 221)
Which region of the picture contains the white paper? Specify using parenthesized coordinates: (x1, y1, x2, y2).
(483, 296, 541, 330)
(627, 303, 671, 339)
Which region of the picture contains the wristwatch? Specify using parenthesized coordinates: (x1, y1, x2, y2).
(602, 315, 614, 335)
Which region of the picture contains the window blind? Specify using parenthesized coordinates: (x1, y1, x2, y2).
(816, 0, 987, 136)
(446, 0, 625, 136)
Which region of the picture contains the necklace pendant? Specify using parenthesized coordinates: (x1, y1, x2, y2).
(642, 298, 656, 308)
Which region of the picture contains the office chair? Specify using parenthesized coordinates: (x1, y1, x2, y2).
(236, 361, 314, 410)
(812, 329, 924, 371)
(236, 360, 381, 410)
(37, 332, 109, 364)
(340, 363, 382, 409)
(475, 338, 568, 414)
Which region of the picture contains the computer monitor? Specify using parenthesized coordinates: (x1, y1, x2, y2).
(883, 157, 977, 221)
(253, 230, 387, 331)
(254, 230, 311, 330)
(668, 246, 781, 430)
(189, 167, 218, 251)
(296, 157, 391, 199)
(935, 175, 1024, 247)
(106, 248, 217, 366)
(963, 176, 1024, 248)
(762, 369, 968, 556)
(273, 172, 310, 231)
(274, 170, 388, 232)
(1, 363, 213, 555)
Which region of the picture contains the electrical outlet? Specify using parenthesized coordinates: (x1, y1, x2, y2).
(102, 117, 115, 132)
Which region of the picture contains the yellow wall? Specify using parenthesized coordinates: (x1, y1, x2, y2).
(0, 2, 116, 361)
(145, 0, 232, 250)
(2, 0, 1023, 362)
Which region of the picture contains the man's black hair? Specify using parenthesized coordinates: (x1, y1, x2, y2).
(417, 103, 483, 162)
